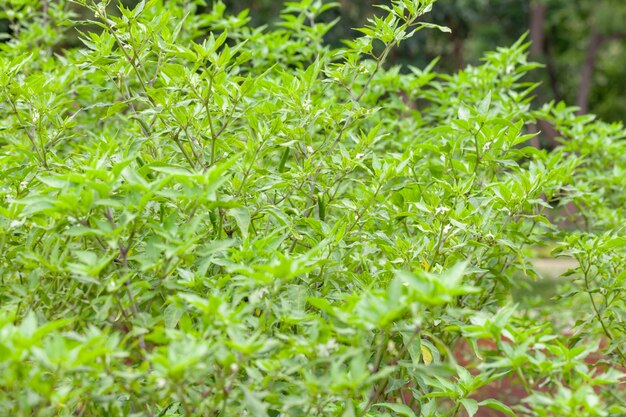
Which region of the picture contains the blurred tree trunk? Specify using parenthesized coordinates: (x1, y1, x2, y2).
(576, 30, 626, 115)
(544, 34, 563, 102)
(577, 27, 603, 115)
(528, 1, 547, 149)
(529, 1, 546, 59)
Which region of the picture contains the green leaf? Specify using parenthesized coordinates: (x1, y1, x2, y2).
(418, 22, 451, 33)
(478, 399, 517, 417)
(458, 105, 470, 121)
(242, 388, 268, 417)
(375, 403, 417, 417)
(600, 237, 626, 251)
(229, 207, 250, 239)
(460, 398, 478, 417)
(478, 91, 492, 114)
(106, 101, 127, 117)
(439, 261, 468, 288)
(163, 304, 183, 328)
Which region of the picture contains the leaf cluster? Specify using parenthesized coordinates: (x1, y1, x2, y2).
(0, 1, 624, 416)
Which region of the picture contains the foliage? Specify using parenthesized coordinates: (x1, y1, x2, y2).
(0, 0, 624, 416)
(207, 0, 626, 122)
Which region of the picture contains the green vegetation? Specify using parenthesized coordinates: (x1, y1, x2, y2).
(0, 1, 624, 416)
(217, 0, 626, 124)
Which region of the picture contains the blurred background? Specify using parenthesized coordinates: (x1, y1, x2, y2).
(216, 0, 626, 122)
(2, 0, 625, 122)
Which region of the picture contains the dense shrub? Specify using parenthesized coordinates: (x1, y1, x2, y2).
(0, 0, 624, 416)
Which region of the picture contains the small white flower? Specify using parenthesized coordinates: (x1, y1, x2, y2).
(230, 363, 240, 373)
(435, 206, 450, 215)
(483, 141, 492, 152)
(440, 154, 446, 162)
(316, 338, 339, 357)
(306, 146, 314, 154)
(443, 224, 452, 234)
(156, 378, 167, 388)
(95, 2, 106, 17)
(355, 153, 364, 159)
(326, 339, 339, 350)
(10, 219, 24, 228)
(485, 233, 495, 240)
